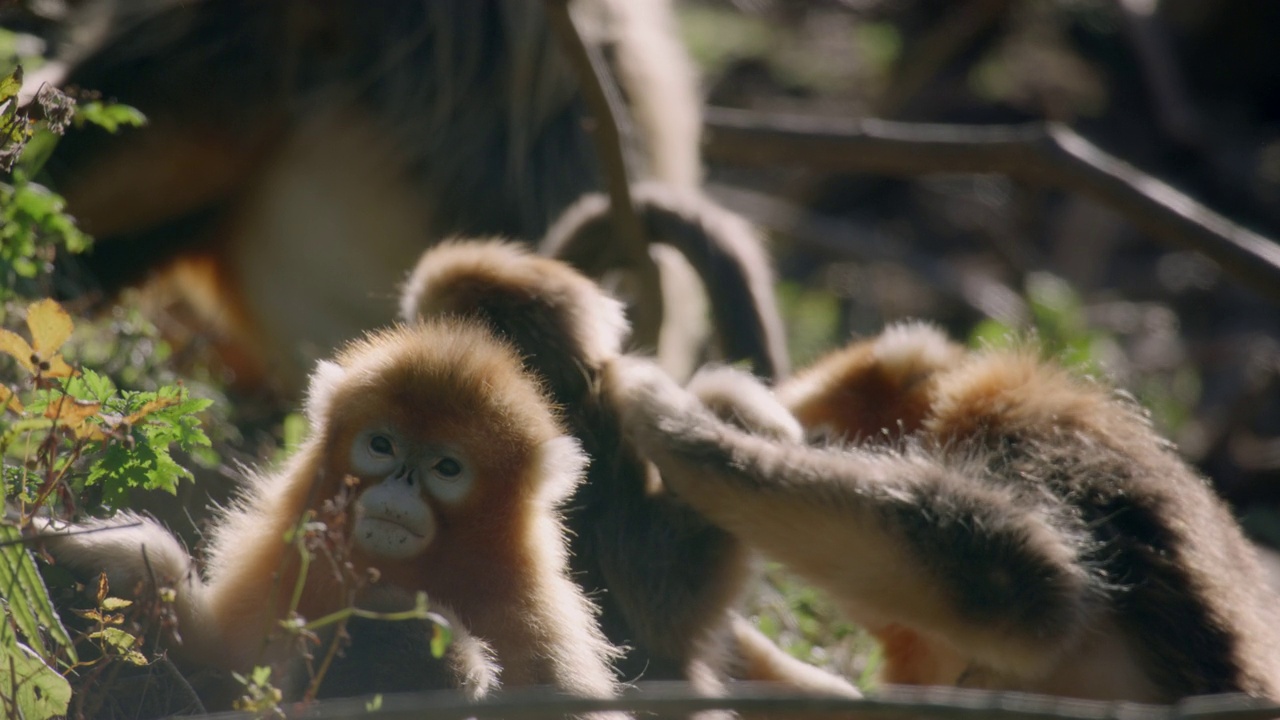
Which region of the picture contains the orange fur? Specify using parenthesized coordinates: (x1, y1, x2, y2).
(44, 319, 620, 702)
(609, 324, 1280, 701)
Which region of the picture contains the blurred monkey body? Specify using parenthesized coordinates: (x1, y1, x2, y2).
(48, 0, 704, 393)
(400, 240, 855, 697)
(42, 320, 621, 701)
(607, 324, 1280, 701)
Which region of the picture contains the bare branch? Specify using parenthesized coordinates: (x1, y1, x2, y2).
(703, 107, 1280, 302)
(876, 0, 1013, 116)
(234, 682, 1280, 720)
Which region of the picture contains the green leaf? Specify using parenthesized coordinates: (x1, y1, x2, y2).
(67, 369, 116, 404)
(74, 101, 146, 134)
(100, 597, 132, 611)
(0, 642, 72, 720)
(88, 627, 138, 653)
(430, 620, 452, 659)
(0, 523, 77, 664)
(0, 66, 20, 105)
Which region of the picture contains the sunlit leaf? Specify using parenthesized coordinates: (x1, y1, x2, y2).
(42, 355, 77, 379)
(0, 328, 35, 373)
(430, 619, 452, 658)
(88, 627, 139, 653)
(122, 649, 148, 666)
(100, 597, 132, 611)
(0, 642, 72, 720)
(124, 395, 181, 424)
(0, 524, 77, 664)
(0, 385, 23, 414)
(0, 67, 21, 105)
(75, 101, 146, 134)
(26, 298, 72, 357)
(44, 396, 101, 428)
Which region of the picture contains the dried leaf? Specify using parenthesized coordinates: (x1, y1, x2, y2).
(44, 396, 101, 429)
(26, 299, 73, 357)
(0, 329, 35, 373)
(42, 355, 77, 379)
(124, 395, 181, 424)
(0, 385, 23, 414)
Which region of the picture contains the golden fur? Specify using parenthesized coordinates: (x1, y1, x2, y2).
(606, 323, 1280, 701)
(42, 320, 620, 702)
(45, 0, 708, 394)
(401, 239, 856, 697)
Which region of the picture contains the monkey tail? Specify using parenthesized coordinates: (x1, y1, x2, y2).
(541, 182, 790, 382)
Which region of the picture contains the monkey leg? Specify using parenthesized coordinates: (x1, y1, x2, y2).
(603, 356, 1097, 685)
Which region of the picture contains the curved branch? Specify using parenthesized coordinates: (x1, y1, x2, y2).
(703, 106, 1280, 302)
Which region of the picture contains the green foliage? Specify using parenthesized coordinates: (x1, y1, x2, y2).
(969, 272, 1115, 371)
(74, 101, 146, 133)
(0, 525, 74, 719)
(0, 52, 208, 718)
(776, 280, 842, 369)
(232, 666, 285, 718)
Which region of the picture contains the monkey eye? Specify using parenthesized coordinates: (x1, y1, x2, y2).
(433, 457, 463, 478)
(369, 435, 395, 456)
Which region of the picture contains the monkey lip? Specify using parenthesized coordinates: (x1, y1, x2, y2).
(353, 508, 434, 560)
(360, 515, 425, 538)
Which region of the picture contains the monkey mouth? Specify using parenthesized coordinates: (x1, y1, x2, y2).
(353, 511, 434, 559)
(360, 515, 424, 538)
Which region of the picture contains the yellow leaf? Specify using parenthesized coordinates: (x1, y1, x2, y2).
(0, 329, 35, 373)
(0, 386, 23, 414)
(74, 424, 106, 442)
(124, 396, 181, 424)
(45, 397, 101, 428)
(26, 299, 73, 357)
(42, 355, 78, 379)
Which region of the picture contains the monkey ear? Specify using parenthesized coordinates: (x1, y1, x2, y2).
(304, 360, 347, 428)
(531, 435, 590, 506)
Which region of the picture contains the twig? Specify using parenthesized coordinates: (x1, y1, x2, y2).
(543, 0, 664, 351)
(1116, 0, 1201, 147)
(702, 107, 1280, 302)
(876, 0, 1013, 116)
(195, 682, 1280, 720)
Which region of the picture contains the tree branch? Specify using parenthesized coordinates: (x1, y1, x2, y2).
(255, 682, 1280, 720)
(703, 106, 1280, 302)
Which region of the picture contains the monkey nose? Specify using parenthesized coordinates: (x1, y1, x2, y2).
(391, 467, 414, 485)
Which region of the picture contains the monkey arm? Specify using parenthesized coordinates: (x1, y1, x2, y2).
(603, 356, 1098, 682)
(37, 514, 220, 666)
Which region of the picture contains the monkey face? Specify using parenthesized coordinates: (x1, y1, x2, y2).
(347, 428, 477, 560)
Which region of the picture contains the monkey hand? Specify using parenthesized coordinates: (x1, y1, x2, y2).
(686, 365, 803, 442)
(602, 356, 702, 446)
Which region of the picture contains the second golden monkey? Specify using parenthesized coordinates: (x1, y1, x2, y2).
(606, 324, 1280, 701)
